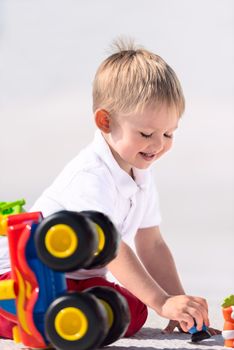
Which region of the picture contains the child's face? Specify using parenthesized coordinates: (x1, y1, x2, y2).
(106, 104, 179, 175)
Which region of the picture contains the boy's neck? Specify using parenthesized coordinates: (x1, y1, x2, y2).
(110, 145, 135, 179)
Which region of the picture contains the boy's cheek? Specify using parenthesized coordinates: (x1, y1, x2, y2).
(158, 146, 171, 159)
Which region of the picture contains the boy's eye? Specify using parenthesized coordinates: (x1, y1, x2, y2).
(140, 132, 153, 138)
(164, 133, 173, 139)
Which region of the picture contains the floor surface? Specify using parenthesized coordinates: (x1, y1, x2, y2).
(0, 300, 225, 350)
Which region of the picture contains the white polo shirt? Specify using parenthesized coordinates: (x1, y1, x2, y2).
(0, 131, 161, 278)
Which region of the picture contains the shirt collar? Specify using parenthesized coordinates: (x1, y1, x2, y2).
(92, 130, 150, 198)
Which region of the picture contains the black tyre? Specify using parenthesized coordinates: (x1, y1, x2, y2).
(34, 210, 98, 271)
(86, 286, 130, 346)
(45, 292, 108, 350)
(81, 211, 120, 268)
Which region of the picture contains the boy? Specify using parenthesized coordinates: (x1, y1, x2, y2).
(0, 39, 219, 339)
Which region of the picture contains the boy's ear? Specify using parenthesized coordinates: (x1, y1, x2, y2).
(95, 109, 111, 133)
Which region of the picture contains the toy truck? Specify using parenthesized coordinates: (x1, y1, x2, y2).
(0, 204, 130, 350)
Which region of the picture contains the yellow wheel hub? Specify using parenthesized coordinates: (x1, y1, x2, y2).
(94, 224, 105, 256)
(45, 224, 78, 258)
(55, 307, 88, 341)
(100, 300, 114, 328)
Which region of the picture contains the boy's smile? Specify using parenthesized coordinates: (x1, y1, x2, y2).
(102, 104, 179, 176)
(139, 151, 157, 162)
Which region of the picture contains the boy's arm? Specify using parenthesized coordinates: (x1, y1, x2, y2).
(134, 226, 185, 296)
(134, 226, 221, 335)
(108, 239, 209, 332)
(108, 239, 168, 312)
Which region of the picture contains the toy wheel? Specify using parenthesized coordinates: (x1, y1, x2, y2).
(81, 211, 120, 268)
(35, 210, 98, 271)
(86, 286, 130, 346)
(45, 292, 108, 350)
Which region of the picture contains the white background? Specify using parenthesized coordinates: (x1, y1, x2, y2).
(0, 0, 233, 301)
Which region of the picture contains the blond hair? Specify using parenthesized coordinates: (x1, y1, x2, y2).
(92, 38, 185, 116)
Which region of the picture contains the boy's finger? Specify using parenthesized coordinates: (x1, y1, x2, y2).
(192, 296, 208, 311)
(180, 321, 189, 333)
(179, 313, 194, 331)
(189, 311, 203, 331)
(188, 300, 210, 328)
(177, 323, 188, 333)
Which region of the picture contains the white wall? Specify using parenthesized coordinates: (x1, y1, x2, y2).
(0, 0, 233, 299)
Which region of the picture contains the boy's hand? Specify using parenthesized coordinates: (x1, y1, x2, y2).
(162, 319, 221, 335)
(159, 295, 210, 333)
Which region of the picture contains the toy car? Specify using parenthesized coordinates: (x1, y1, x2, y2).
(188, 321, 211, 343)
(0, 208, 130, 350)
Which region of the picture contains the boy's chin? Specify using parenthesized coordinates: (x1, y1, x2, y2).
(134, 162, 154, 170)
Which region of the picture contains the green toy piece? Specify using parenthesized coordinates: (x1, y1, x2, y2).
(0, 199, 26, 216)
(222, 295, 234, 308)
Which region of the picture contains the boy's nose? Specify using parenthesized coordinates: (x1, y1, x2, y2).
(151, 137, 164, 153)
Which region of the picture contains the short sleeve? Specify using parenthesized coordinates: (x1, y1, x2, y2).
(139, 178, 161, 228)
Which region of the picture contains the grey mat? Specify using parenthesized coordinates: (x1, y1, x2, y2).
(0, 300, 225, 350)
